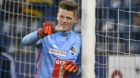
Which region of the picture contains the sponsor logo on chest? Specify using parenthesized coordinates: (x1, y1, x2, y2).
(49, 48, 66, 56)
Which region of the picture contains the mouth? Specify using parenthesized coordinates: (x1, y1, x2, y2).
(61, 24, 68, 29)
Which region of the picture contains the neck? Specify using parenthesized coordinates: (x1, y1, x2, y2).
(58, 30, 71, 37)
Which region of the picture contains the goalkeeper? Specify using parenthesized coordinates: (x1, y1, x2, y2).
(22, 0, 81, 78)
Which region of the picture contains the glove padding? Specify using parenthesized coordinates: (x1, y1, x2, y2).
(38, 22, 55, 38)
(63, 61, 79, 74)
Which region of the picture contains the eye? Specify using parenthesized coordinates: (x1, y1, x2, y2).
(60, 15, 64, 18)
(66, 17, 72, 20)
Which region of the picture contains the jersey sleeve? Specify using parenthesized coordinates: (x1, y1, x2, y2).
(22, 31, 41, 46)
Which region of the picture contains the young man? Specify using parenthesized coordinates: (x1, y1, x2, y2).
(22, 0, 81, 78)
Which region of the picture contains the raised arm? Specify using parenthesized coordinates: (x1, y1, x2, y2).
(22, 22, 63, 46)
(22, 31, 40, 46)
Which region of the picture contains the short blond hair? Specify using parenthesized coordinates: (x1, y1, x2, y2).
(59, 0, 78, 16)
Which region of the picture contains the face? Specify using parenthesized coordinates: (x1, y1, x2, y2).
(57, 8, 78, 33)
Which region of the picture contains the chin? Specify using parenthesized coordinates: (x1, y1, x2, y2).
(62, 29, 68, 32)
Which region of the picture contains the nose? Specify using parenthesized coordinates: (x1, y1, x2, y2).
(62, 17, 67, 22)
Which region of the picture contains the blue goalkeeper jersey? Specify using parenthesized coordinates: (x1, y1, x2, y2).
(22, 30, 81, 78)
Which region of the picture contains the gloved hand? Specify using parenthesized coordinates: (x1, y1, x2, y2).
(63, 61, 79, 74)
(38, 22, 55, 38)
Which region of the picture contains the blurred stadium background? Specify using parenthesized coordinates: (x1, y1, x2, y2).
(0, 0, 140, 78)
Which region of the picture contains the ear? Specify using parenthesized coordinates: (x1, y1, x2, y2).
(74, 17, 78, 23)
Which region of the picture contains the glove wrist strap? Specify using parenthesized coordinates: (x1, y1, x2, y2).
(38, 28, 47, 38)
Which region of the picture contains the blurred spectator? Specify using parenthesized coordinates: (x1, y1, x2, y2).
(0, 53, 11, 78)
(131, 13, 140, 32)
(135, 0, 140, 6)
(119, 19, 129, 32)
(0, 52, 16, 78)
(102, 19, 114, 32)
(110, 0, 122, 8)
(96, 0, 104, 8)
(0, 0, 3, 8)
(25, 0, 54, 5)
(132, 13, 140, 32)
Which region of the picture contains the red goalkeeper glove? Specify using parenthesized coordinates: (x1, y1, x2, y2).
(38, 22, 55, 38)
(63, 61, 79, 74)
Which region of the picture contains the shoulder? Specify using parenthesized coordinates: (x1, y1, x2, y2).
(72, 31, 81, 39)
(71, 31, 82, 44)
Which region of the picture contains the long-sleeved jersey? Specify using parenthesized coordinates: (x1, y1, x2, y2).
(22, 30, 81, 78)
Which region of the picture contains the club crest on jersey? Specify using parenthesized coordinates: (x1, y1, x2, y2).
(70, 47, 77, 55)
